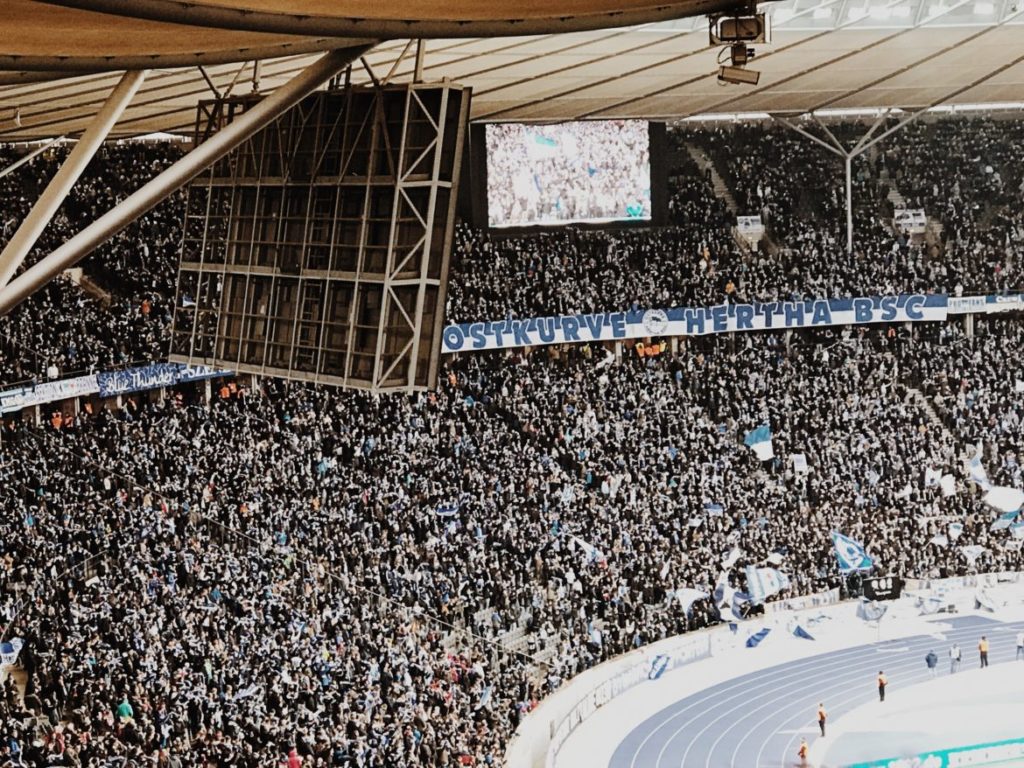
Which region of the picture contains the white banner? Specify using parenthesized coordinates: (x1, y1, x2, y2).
(0, 374, 99, 413)
(443, 294, 948, 353)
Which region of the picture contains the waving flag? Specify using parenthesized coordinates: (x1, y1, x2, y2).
(948, 522, 964, 541)
(648, 654, 670, 680)
(929, 533, 949, 547)
(527, 132, 560, 160)
(744, 566, 790, 604)
(712, 570, 733, 607)
(990, 510, 1019, 531)
(746, 628, 771, 647)
(793, 625, 815, 641)
(704, 502, 725, 516)
(984, 486, 1024, 514)
(924, 466, 941, 488)
(960, 544, 987, 565)
(831, 531, 874, 573)
(722, 546, 743, 569)
(940, 475, 957, 497)
(968, 442, 991, 490)
(571, 535, 606, 565)
(673, 588, 709, 614)
(743, 424, 775, 461)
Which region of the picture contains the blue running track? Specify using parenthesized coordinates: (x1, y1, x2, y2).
(609, 615, 1024, 768)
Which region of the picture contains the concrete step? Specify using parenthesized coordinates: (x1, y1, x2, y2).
(684, 142, 738, 215)
(65, 267, 112, 308)
(887, 187, 906, 209)
(906, 386, 947, 431)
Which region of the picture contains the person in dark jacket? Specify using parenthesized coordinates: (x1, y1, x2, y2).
(925, 650, 938, 677)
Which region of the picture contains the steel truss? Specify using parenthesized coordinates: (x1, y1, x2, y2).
(169, 80, 470, 392)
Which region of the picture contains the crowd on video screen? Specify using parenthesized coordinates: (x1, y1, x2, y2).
(486, 121, 651, 227)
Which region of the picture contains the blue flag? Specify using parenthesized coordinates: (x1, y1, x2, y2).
(648, 654, 670, 680)
(831, 531, 874, 573)
(793, 625, 815, 641)
(744, 566, 790, 605)
(991, 510, 1019, 531)
(743, 424, 775, 461)
(746, 628, 771, 648)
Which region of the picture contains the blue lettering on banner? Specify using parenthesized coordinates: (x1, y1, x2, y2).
(685, 308, 705, 335)
(879, 295, 897, 321)
(853, 298, 873, 323)
(904, 294, 924, 320)
(445, 326, 466, 351)
(710, 305, 728, 333)
(583, 314, 605, 337)
(811, 301, 832, 325)
(439, 294, 953, 353)
(735, 304, 754, 330)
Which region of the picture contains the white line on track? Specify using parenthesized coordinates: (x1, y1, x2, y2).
(613, 619, 1024, 768)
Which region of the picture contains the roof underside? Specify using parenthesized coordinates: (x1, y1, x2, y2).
(2, 0, 1024, 140)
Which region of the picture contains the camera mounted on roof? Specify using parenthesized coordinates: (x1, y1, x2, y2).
(709, 5, 771, 45)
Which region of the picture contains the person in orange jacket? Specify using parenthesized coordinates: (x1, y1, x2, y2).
(817, 702, 827, 736)
(980, 635, 989, 668)
(798, 738, 809, 765)
(878, 670, 887, 702)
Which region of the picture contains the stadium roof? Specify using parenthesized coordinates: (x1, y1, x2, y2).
(2, 0, 1024, 140)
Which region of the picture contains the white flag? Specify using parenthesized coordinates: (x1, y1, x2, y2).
(791, 453, 809, 474)
(984, 486, 1024, 513)
(940, 475, 956, 497)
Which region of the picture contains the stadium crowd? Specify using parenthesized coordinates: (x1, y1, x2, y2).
(485, 121, 651, 227)
(1, 116, 1024, 767)
(0, 142, 183, 384)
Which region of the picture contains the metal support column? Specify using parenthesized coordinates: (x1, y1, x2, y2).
(0, 70, 145, 289)
(845, 154, 853, 255)
(772, 109, 893, 254)
(0, 46, 373, 317)
(414, 40, 426, 83)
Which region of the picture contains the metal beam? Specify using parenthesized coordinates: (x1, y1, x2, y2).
(41, 0, 746, 39)
(382, 40, 415, 85)
(771, 115, 846, 158)
(197, 65, 221, 99)
(0, 135, 66, 181)
(0, 36, 374, 73)
(0, 45, 373, 317)
(0, 70, 146, 290)
(414, 40, 426, 83)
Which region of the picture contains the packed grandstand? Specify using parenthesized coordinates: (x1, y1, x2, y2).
(1, 114, 1024, 767)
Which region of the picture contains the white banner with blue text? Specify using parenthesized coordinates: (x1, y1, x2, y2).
(442, 294, 949, 353)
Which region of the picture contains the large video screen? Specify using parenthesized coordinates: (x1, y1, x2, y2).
(485, 120, 651, 227)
